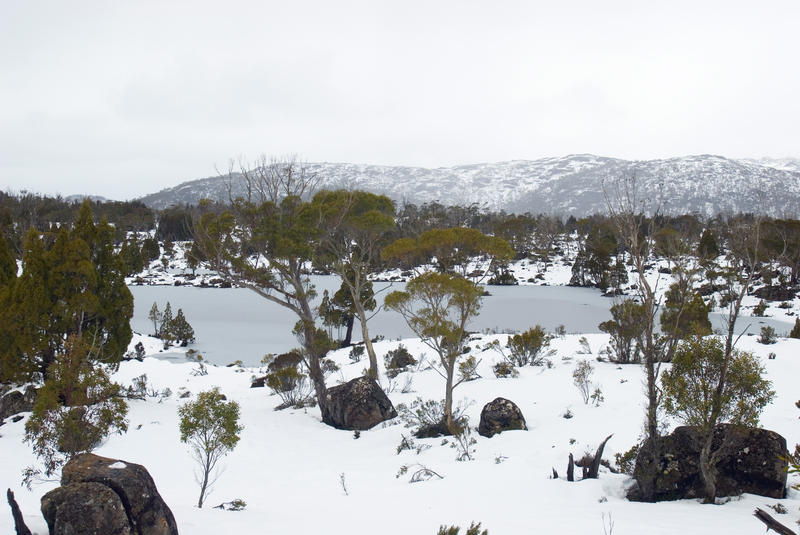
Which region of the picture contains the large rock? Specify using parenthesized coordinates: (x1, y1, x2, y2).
(628, 424, 788, 501)
(42, 453, 178, 535)
(42, 482, 131, 535)
(0, 385, 37, 423)
(477, 397, 527, 438)
(323, 376, 397, 430)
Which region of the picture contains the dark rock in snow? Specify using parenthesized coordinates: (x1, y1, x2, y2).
(44, 453, 179, 535)
(323, 376, 397, 430)
(0, 385, 37, 423)
(250, 376, 266, 388)
(478, 397, 527, 438)
(628, 424, 788, 501)
(751, 285, 797, 302)
(42, 482, 131, 535)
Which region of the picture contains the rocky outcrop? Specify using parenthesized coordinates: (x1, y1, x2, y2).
(628, 424, 788, 501)
(323, 376, 397, 430)
(0, 386, 37, 424)
(42, 453, 178, 535)
(42, 482, 131, 535)
(477, 397, 527, 438)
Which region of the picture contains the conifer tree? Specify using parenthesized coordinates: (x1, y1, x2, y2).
(149, 302, 162, 336)
(170, 308, 195, 346)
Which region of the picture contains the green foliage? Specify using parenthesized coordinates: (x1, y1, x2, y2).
(178, 387, 242, 508)
(386, 272, 483, 434)
(169, 308, 196, 346)
(697, 228, 720, 261)
(384, 344, 417, 373)
(24, 335, 128, 482)
(789, 318, 800, 339)
(660, 284, 712, 340)
(758, 325, 777, 345)
(506, 326, 551, 366)
(614, 442, 640, 475)
(753, 299, 768, 317)
(141, 236, 161, 261)
(383, 227, 513, 282)
(437, 522, 488, 535)
(457, 354, 481, 382)
(148, 302, 162, 336)
(0, 233, 16, 286)
(486, 268, 517, 286)
(570, 222, 620, 289)
(492, 361, 518, 378)
(0, 202, 133, 381)
(598, 299, 646, 364)
(264, 360, 312, 408)
(660, 336, 774, 428)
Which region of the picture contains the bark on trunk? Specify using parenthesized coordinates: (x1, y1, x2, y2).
(355, 300, 378, 379)
(444, 356, 456, 434)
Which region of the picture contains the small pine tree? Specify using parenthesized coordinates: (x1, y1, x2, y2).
(160, 302, 174, 345)
(148, 302, 162, 336)
(789, 318, 800, 339)
(178, 387, 242, 508)
(169, 308, 195, 346)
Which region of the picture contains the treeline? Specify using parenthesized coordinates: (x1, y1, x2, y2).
(0, 201, 133, 383)
(3, 191, 800, 290)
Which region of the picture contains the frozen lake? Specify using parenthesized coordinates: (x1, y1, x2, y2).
(129, 278, 793, 366)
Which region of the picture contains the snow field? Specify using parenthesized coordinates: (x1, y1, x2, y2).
(2, 332, 798, 534)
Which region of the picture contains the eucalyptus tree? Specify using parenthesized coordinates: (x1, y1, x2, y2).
(385, 272, 482, 434)
(192, 157, 338, 423)
(312, 190, 395, 379)
(382, 226, 513, 283)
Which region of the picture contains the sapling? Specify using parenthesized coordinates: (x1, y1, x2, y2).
(178, 387, 242, 508)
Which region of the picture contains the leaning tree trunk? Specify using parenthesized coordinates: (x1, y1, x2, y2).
(354, 300, 378, 379)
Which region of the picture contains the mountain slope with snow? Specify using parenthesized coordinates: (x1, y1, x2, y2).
(139, 154, 800, 217)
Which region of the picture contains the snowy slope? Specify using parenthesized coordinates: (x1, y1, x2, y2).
(139, 154, 800, 217)
(2, 331, 798, 534)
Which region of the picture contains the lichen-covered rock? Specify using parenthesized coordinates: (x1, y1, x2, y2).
(323, 376, 397, 430)
(0, 385, 37, 423)
(477, 397, 527, 438)
(628, 424, 788, 501)
(41, 482, 131, 535)
(57, 453, 178, 535)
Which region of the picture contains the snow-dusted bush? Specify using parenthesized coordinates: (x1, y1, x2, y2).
(572, 361, 594, 404)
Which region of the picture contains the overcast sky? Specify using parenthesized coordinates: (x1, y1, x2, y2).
(1, 1, 798, 200)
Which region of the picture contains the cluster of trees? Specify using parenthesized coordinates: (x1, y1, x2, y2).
(598, 178, 781, 504)
(191, 157, 514, 430)
(148, 301, 195, 346)
(0, 201, 136, 483)
(0, 201, 133, 383)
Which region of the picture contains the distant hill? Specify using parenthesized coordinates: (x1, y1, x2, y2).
(138, 154, 800, 217)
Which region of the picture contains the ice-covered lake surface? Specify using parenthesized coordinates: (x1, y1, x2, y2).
(129, 277, 793, 366)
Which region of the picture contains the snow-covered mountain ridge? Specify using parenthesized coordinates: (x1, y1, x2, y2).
(139, 154, 800, 217)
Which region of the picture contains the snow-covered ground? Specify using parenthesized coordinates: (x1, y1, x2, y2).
(2, 331, 798, 534)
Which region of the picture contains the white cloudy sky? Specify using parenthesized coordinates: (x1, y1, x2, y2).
(1, 1, 798, 200)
